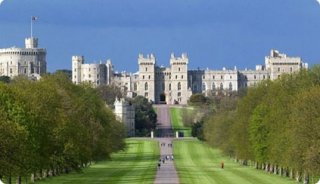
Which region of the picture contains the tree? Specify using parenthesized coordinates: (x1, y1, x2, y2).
(130, 96, 157, 136)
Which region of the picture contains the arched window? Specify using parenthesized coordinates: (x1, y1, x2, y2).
(220, 83, 223, 90)
(202, 83, 206, 91)
(169, 83, 171, 90)
(145, 82, 148, 91)
(178, 82, 181, 90)
(229, 82, 232, 91)
(212, 82, 215, 90)
(134, 83, 137, 91)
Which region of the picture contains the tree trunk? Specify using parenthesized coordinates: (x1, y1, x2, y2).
(7, 175, 12, 184)
(295, 171, 302, 182)
(303, 172, 309, 184)
(16, 176, 22, 184)
(290, 168, 294, 179)
(31, 173, 35, 183)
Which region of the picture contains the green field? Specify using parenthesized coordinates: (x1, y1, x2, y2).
(36, 139, 159, 184)
(173, 139, 297, 184)
(170, 107, 192, 137)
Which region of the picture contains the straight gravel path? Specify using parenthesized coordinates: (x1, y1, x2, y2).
(154, 138, 179, 184)
(154, 105, 180, 184)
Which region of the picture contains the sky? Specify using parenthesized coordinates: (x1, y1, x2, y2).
(0, 0, 320, 73)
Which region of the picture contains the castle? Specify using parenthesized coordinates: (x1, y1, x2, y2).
(72, 50, 308, 105)
(0, 37, 47, 80)
(114, 98, 135, 136)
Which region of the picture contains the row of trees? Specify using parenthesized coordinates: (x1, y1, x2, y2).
(201, 67, 320, 183)
(0, 74, 126, 184)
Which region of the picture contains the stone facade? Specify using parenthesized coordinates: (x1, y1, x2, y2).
(0, 37, 46, 79)
(72, 56, 113, 87)
(114, 98, 135, 137)
(72, 49, 307, 105)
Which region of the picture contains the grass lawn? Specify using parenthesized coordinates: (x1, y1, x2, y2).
(170, 107, 192, 137)
(173, 139, 297, 184)
(36, 139, 159, 184)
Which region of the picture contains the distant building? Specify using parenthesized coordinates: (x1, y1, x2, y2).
(72, 49, 308, 104)
(72, 56, 113, 87)
(0, 37, 47, 80)
(114, 98, 135, 137)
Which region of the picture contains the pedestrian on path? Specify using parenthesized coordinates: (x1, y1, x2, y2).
(221, 161, 224, 169)
(158, 163, 161, 169)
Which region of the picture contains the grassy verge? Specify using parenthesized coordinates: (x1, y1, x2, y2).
(173, 139, 297, 184)
(36, 139, 159, 184)
(170, 107, 192, 137)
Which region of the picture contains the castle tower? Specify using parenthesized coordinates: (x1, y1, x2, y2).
(170, 53, 189, 104)
(138, 54, 156, 103)
(72, 56, 84, 84)
(25, 37, 38, 49)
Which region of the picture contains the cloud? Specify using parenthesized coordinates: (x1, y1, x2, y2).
(317, 0, 320, 5)
(0, 0, 4, 6)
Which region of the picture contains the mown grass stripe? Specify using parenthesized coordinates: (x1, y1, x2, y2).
(36, 139, 159, 184)
(174, 139, 296, 184)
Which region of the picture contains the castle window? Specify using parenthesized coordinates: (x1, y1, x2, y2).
(24, 68, 27, 74)
(145, 82, 148, 90)
(169, 83, 171, 90)
(179, 67, 181, 71)
(213, 75, 215, 79)
(221, 75, 223, 79)
(143, 75, 145, 79)
(229, 82, 233, 91)
(148, 75, 151, 79)
(202, 83, 206, 91)
(178, 82, 181, 90)
(263, 75, 265, 79)
(162, 83, 165, 90)
(178, 92, 181, 97)
(181, 75, 183, 79)
(175, 75, 177, 79)
(74, 75, 76, 79)
(146, 67, 148, 71)
(212, 82, 215, 90)
(203, 75, 205, 79)
(145, 92, 148, 97)
(230, 75, 232, 79)
(220, 83, 223, 90)
(290, 67, 293, 72)
(254, 75, 256, 79)
(89, 74, 91, 78)
(134, 83, 137, 91)
(278, 67, 280, 72)
(10, 68, 12, 74)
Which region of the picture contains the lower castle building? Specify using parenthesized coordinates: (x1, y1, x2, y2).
(72, 49, 308, 105)
(114, 98, 135, 137)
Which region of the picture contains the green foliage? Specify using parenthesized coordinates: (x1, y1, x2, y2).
(130, 96, 157, 136)
(0, 74, 126, 181)
(202, 65, 320, 177)
(188, 93, 210, 106)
